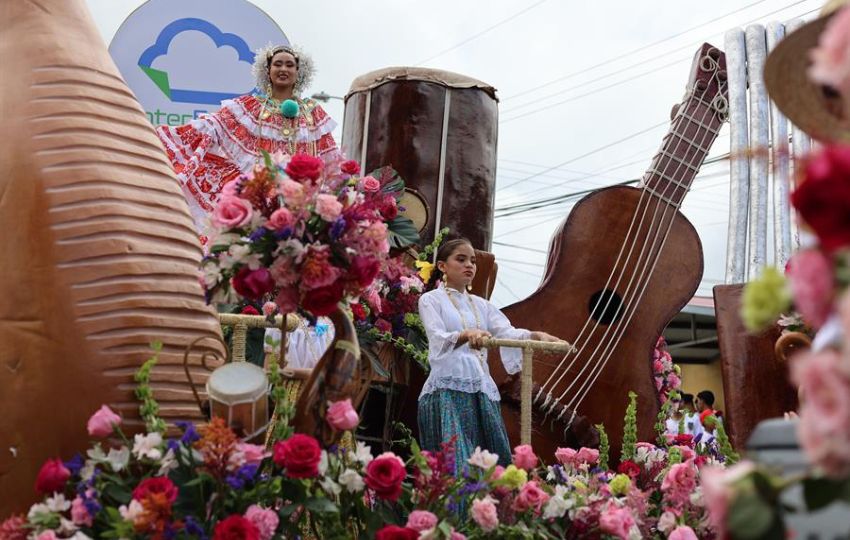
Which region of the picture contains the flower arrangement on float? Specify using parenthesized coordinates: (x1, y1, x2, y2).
(652, 337, 682, 404)
(200, 152, 418, 319)
(1, 365, 738, 540)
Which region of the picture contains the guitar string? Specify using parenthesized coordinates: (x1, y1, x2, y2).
(559, 61, 728, 424)
(552, 65, 726, 415)
(535, 52, 726, 419)
(533, 56, 722, 404)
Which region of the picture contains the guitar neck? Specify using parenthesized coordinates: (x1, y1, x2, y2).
(642, 91, 726, 207)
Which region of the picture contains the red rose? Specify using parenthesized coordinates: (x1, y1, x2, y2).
(792, 145, 850, 252)
(213, 515, 260, 540)
(375, 318, 393, 334)
(231, 267, 275, 301)
(340, 160, 361, 175)
(34, 458, 70, 494)
(240, 305, 260, 315)
(302, 280, 344, 317)
(273, 434, 322, 478)
(365, 454, 406, 501)
(349, 256, 381, 288)
(285, 153, 324, 182)
(617, 460, 641, 478)
(375, 525, 419, 540)
(351, 302, 368, 321)
(379, 195, 399, 220)
(672, 433, 694, 448)
(132, 477, 178, 504)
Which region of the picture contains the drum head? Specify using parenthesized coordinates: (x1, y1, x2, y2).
(207, 362, 268, 405)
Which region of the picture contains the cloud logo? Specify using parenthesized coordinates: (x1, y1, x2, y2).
(138, 18, 255, 105)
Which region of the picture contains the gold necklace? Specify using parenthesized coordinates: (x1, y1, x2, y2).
(443, 284, 486, 367)
(259, 96, 301, 155)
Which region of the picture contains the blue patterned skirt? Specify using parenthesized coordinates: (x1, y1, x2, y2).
(418, 389, 512, 475)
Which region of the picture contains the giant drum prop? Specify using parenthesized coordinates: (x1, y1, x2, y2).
(342, 67, 499, 248)
(0, 0, 224, 514)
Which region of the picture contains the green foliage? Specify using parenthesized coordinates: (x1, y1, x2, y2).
(803, 477, 850, 511)
(667, 446, 682, 465)
(620, 391, 638, 462)
(655, 398, 673, 447)
(418, 227, 450, 261)
(267, 361, 295, 443)
(367, 327, 429, 370)
(741, 267, 791, 332)
(714, 420, 740, 465)
(596, 423, 610, 470)
(134, 342, 166, 433)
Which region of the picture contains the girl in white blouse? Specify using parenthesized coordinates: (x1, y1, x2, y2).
(417, 239, 561, 473)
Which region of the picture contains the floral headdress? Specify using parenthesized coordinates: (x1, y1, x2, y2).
(252, 43, 315, 96)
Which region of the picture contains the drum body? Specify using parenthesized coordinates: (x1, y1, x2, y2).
(342, 67, 499, 248)
(207, 362, 270, 440)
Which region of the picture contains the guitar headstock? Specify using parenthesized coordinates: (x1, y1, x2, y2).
(685, 43, 729, 121)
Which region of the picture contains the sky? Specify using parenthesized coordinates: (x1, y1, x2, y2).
(85, 0, 822, 308)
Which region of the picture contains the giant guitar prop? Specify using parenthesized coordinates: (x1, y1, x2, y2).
(494, 44, 730, 461)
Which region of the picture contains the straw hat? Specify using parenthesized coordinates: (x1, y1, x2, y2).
(764, 0, 850, 142)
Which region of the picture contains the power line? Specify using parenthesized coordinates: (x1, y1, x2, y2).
(492, 241, 549, 254)
(501, 0, 805, 102)
(414, 0, 550, 65)
(495, 276, 523, 302)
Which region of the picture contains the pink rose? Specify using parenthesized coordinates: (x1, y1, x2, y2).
(231, 267, 275, 301)
(450, 532, 466, 540)
(315, 194, 343, 222)
(267, 207, 295, 231)
(326, 398, 359, 431)
(71, 496, 93, 526)
(87, 404, 121, 438)
(35, 532, 58, 540)
(787, 249, 835, 329)
(667, 373, 681, 389)
(213, 195, 253, 228)
(598, 504, 635, 540)
(512, 444, 538, 471)
(361, 175, 381, 193)
(576, 447, 599, 465)
(300, 246, 341, 290)
(668, 526, 699, 540)
(662, 462, 697, 507)
(470, 497, 499, 532)
(261, 301, 277, 317)
(235, 443, 268, 467)
(792, 349, 850, 476)
(270, 257, 299, 288)
(406, 510, 438, 532)
(671, 445, 695, 462)
(809, 5, 850, 97)
(700, 462, 755, 534)
(512, 480, 550, 514)
(285, 153, 323, 182)
(244, 505, 279, 540)
(653, 359, 664, 372)
(554, 447, 577, 466)
(279, 179, 306, 207)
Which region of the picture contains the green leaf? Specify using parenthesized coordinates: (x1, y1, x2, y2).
(278, 503, 300, 517)
(362, 347, 390, 379)
(102, 482, 132, 505)
(727, 492, 775, 539)
(386, 215, 420, 249)
(803, 477, 848, 511)
(304, 497, 339, 514)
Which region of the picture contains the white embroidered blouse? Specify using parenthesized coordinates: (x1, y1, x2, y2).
(418, 286, 531, 402)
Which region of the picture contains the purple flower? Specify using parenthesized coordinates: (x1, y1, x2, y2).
(249, 227, 269, 242)
(273, 227, 293, 240)
(330, 217, 346, 240)
(185, 516, 207, 539)
(225, 463, 259, 490)
(64, 454, 84, 476)
(176, 421, 200, 445)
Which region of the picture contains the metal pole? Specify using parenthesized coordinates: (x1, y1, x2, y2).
(724, 29, 750, 283)
(746, 25, 770, 280)
(766, 22, 792, 269)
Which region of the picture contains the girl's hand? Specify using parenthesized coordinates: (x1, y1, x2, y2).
(461, 329, 492, 349)
(531, 331, 563, 343)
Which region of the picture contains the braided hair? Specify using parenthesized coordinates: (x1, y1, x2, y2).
(425, 238, 474, 291)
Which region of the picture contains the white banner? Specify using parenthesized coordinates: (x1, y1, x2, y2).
(109, 0, 288, 126)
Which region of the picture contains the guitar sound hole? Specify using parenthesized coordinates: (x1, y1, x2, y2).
(588, 289, 624, 325)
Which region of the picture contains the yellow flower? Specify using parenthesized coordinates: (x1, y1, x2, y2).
(608, 473, 631, 496)
(415, 260, 435, 283)
(741, 267, 791, 332)
(497, 464, 528, 489)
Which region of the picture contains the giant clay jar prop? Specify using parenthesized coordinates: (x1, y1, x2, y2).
(0, 0, 224, 513)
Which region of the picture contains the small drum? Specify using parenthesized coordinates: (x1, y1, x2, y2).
(206, 362, 270, 440)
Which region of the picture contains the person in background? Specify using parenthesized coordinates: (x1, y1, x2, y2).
(681, 393, 704, 437)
